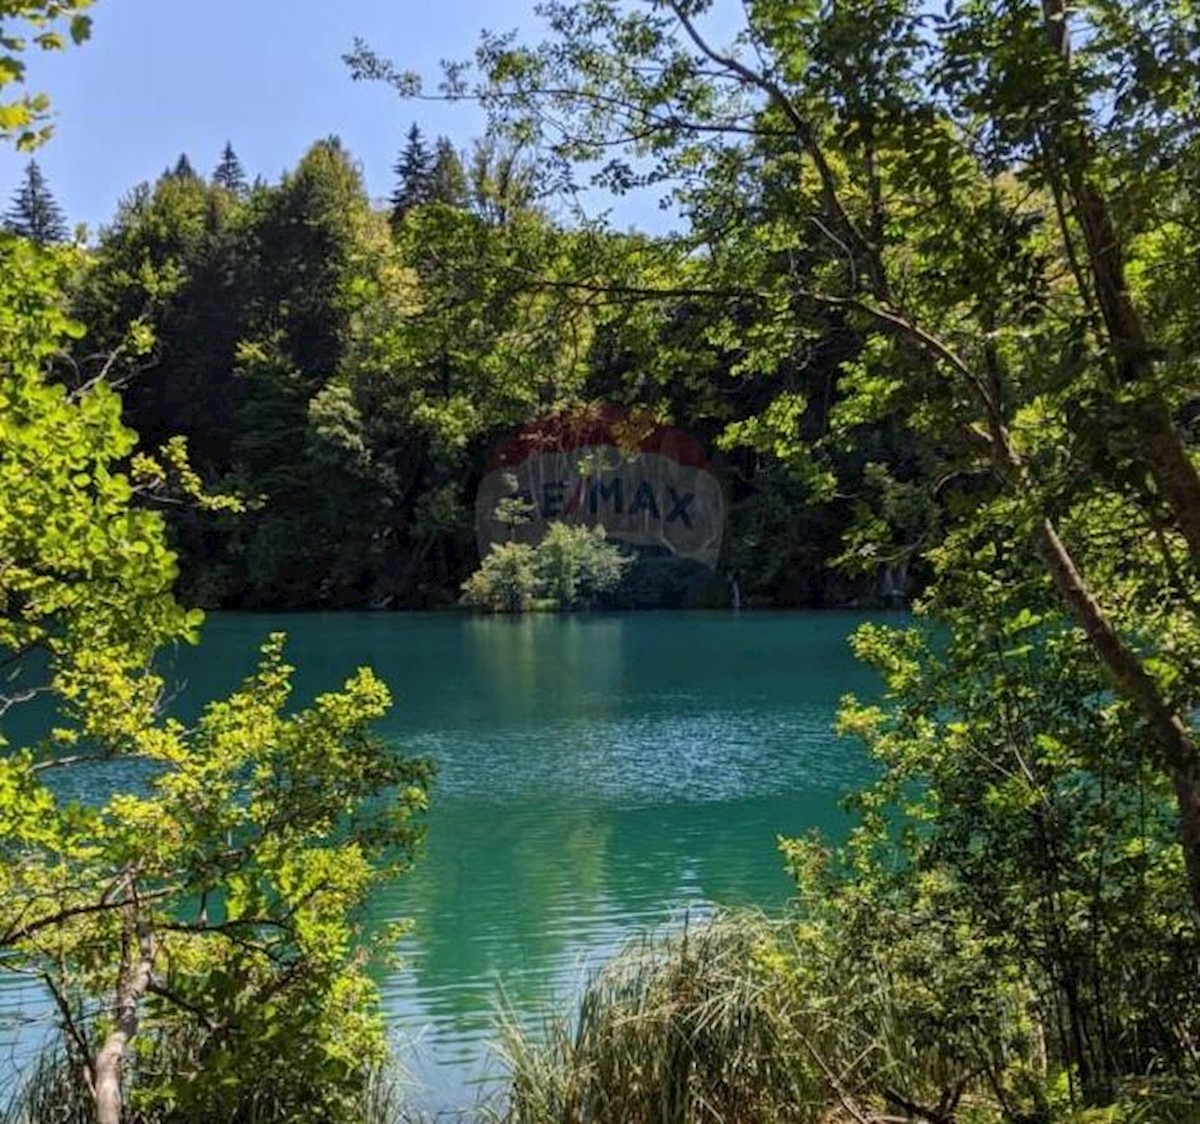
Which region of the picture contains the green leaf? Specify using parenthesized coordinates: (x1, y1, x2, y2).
(69, 14, 92, 46)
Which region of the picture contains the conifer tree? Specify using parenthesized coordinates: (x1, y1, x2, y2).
(390, 122, 433, 223)
(212, 141, 247, 195)
(429, 136, 468, 208)
(169, 152, 198, 180)
(3, 160, 67, 245)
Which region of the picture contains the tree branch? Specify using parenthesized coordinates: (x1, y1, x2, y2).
(2, 887, 172, 948)
(665, 0, 890, 300)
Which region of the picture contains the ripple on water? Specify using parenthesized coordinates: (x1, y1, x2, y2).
(404, 708, 856, 806)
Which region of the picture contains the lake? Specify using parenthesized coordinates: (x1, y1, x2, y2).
(1, 611, 893, 1110)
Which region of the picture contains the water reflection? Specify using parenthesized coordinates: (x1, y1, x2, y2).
(464, 615, 626, 723)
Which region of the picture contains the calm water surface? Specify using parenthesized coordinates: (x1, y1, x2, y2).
(3, 611, 894, 1109)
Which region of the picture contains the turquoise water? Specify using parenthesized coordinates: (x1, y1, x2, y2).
(2, 611, 893, 1109)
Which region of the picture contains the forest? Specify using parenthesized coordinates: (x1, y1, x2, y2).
(5, 128, 928, 612)
(2, 0, 1200, 1121)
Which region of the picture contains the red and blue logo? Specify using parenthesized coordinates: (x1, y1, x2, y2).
(476, 405, 725, 568)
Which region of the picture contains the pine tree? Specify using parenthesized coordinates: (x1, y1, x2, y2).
(390, 123, 433, 223)
(428, 137, 468, 208)
(169, 153, 198, 180)
(212, 142, 247, 196)
(3, 160, 68, 245)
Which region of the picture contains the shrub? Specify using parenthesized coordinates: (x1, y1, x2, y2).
(462, 524, 631, 612)
(532, 523, 631, 610)
(462, 541, 539, 612)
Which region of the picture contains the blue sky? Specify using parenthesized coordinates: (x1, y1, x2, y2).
(0, 0, 743, 238)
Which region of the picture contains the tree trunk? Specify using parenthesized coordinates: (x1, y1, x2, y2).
(1029, 0, 1200, 913)
(1073, 181, 1200, 564)
(1036, 517, 1200, 912)
(93, 897, 155, 1124)
(1038, 0, 1200, 564)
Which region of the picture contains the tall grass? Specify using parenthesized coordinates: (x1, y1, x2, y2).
(491, 907, 1070, 1124)
(492, 909, 1200, 1124)
(0, 1048, 94, 1124)
(0, 1040, 418, 1124)
(494, 912, 827, 1124)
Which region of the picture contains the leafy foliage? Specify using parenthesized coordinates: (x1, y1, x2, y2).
(836, 612, 1200, 1105)
(461, 540, 539, 613)
(462, 521, 631, 612)
(0, 0, 92, 148)
(1, 207, 430, 1124)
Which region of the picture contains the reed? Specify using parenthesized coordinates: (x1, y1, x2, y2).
(0, 1038, 416, 1124)
(0, 1048, 94, 1124)
(493, 911, 825, 1124)
(490, 907, 1061, 1124)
